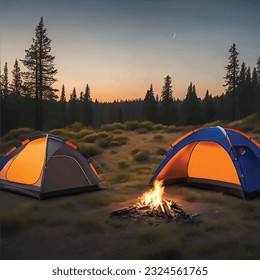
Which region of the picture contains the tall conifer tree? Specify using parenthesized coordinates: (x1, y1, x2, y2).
(83, 84, 93, 126)
(10, 59, 23, 96)
(21, 17, 58, 129)
(224, 43, 240, 120)
(3, 62, 9, 98)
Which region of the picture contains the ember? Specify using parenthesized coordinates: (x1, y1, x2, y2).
(111, 180, 200, 224)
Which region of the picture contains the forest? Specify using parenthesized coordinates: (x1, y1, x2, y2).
(1, 17, 260, 136)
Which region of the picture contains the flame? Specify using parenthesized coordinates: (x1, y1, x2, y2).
(140, 180, 165, 208)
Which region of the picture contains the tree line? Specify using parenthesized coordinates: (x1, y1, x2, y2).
(1, 18, 260, 136)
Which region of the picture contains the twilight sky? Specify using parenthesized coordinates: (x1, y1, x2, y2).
(0, 0, 259, 102)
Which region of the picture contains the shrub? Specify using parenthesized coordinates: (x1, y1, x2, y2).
(2, 127, 38, 142)
(153, 134, 164, 141)
(80, 131, 110, 143)
(77, 143, 103, 156)
(155, 147, 167, 155)
(229, 114, 260, 132)
(131, 148, 140, 155)
(125, 121, 140, 131)
(111, 135, 128, 146)
(203, 120, 223, 128)
(112, 173, 130, 183)
(133, 150, 150, 162)
(139, 121, 154, 130)
(75, 129, 94, 140)
(100, 123, 125, 131)
(135, 128, 148, 134)
(253, 124, 260, 133)
(117, 160, 130, 169)
(49, 128, 75, 139)
(96, 136, 114, 148)
(65, 122, 86, 131)
(125, 121, 154, 131)
(165, 125, 183, 133)
(1, 139, 21, 154)
(112, 129, 123, 134)
(153, 124, 165, 130)
(97, 135, 128, 148)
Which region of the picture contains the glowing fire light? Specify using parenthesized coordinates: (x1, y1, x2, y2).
(140, 180, 165, 208)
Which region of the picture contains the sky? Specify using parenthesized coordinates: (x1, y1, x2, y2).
(0, 0, 259, 102)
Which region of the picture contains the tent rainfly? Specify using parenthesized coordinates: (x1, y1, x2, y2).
(0, 134, 101, 199)
(150, 126, 260, 199)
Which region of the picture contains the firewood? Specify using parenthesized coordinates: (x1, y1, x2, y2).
(162, 201, 172, 218)
(110, 197, 201, 224)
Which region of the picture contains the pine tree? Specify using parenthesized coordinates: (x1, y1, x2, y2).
(143, 84, 157, 123)
(68, 87, 78, 123)
(83, 84, 93, 126)
(79, 91, 84, 101)
(251, 67, 259, 114)
(60, 84, 66, 102)
(3, 62, 9, 98)
(59, 84, 67, 126)
(84, 84, 92, 102)
(10, 59, 23, 96)
(203, 89, 215, 122)
(257, 57, 260, 85)
(117, 108, 123, 123)
(252, 67, 258, 87)
(246, 67, 251, 83)
(182, 82, 203, 125)
(224, 43, 240, 120)
(70, 87, 77, 101)
(161, 75, 173, 102)
(239, 62, 247, 84)
(0, 61, 2, 98)
(160, 75, 175, 124)
(21, 17, 58, 130)
(256, 58, 260, 114)
(237, 62, 247, 118)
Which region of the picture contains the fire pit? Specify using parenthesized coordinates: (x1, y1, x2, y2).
(111, 181, 201, 225)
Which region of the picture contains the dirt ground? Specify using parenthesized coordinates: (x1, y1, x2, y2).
(1, 129, 260, 260)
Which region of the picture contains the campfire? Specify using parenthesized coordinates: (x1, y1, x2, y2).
(111, 180, 200, 224)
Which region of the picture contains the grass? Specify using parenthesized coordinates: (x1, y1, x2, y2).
(164, 125, 184, 133)
(172, 186, 225, 204)
(0, 204, 68, 236)
(80, 131, 110, 143)
(64, 122, 86, 132)
(76, 190, 128, 206)
(73, 214, 105, 231)
(1, 119, 260, 260)
(97, 135, 128, 148)
(126, 225, 184, 259)
(77, 143, 103, 156)
(153, 134, 164, 141)
(100, 123, 125, 131)
(228, 113, 260, 132)
(117, 160, 130, 169)
(110, 173, 131, 183)
(133, 150, 151, 162)
(155, 147, 167, 155)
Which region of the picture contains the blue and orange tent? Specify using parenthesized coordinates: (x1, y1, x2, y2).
(150, 126, 260, 199)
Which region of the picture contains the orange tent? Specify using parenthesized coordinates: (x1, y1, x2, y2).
(0, 134, 101, 199)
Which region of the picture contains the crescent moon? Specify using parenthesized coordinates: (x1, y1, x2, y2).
(172, 32, 176, 40)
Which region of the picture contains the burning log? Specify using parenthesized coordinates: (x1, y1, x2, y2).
(110, 181, 201, 224)
(110, 198, 200, 224)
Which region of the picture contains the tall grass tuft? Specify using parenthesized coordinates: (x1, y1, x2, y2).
(100, 123, 125, 131)
(133, 150, 151, 162)
(77, 143, 103, 156)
